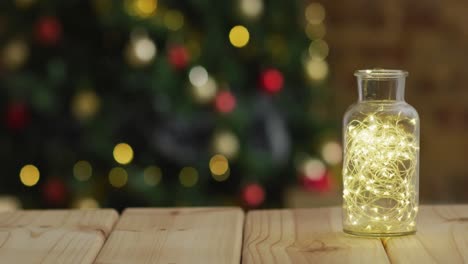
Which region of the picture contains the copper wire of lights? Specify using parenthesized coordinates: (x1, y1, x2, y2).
(343, 113, 419, 233)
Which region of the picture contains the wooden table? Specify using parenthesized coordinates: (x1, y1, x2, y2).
(0, 205, 466, 263)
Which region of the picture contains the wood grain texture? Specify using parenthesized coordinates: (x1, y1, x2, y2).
(0, 209, 118, 264)
(95, 207, 244, 264)
(243, 208, 390, 264)
(384, 205, 468, 264)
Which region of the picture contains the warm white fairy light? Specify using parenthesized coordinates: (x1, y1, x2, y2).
(343, 112, 419, 234)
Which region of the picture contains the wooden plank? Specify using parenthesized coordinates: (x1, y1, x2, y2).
(95, 207, 244, 264)
(0, 209, 118, 264)
(384, 205, 468, 264)
(243, 208, 390, 264)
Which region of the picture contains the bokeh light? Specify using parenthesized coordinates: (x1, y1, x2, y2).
(6, 103, 28, 130)
(229, 25, 250, 48)
(164, 10, 184, 31)
(35, 16, 62, 46)
(305, 3, 325, 25)
(113, 143, 134, 165)
(42, 178, 67, 205)
(261, 68, 284, 93)
(179, 167, 198, 187)
(305, 57, 329, 81)
(209, 154, 229, 181)
(125, 0, 157, 18)
(135, 0, 156, 16)
(109, 167, 128, 188)
(192, 77, 217, 104)
(2, 39, 29, 70)
(308, 39, 329, 59)
(134, 37, 156, 62)
(0, 196, 21, 212)
(74, 197, 99, 209)
(321, 141, 342, 165)
(301, 158, 326, 180)
(240, 0, 263, 18)
(242, 183, 265, 207)
(213, 131, 240, 159)
(303, 170, 332, 192)
(71, 90, 100, 120)
(215, 91, 236, 113)
(19, 164, 40, 187)
(168, 44, 190, 69)
(143, 166, 162, 186)
(189, 65, 208, 87)
(126, 34, 156, 67)
(73, 160, 92, 181)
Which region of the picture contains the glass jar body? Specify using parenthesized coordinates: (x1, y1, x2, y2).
(342, 101, 419, 236)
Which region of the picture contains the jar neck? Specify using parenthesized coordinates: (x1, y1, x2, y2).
(356, 75, 406, 102)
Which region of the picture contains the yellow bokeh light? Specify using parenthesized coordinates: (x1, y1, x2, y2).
(143, 166, 162, 186)
(240, 0, 263, 18)
(308, 39, 329, 59)
(229, 25, 250, 48)
(212, 169, 230, 182)
(321, 141, 342, 165)
(134, 0, 157, 17)
(213, 131, 239, 159)
(305, 57, 329, 81)
(73, 160, 92, 181)
(2, 39, 29, 70)
(109, 167, 128, 188)
(74, 197, 99, 209)
(179, 167, 198, 187)
(209, 154, 229, 182)
(164, 10, 184, 31)
(71, 90, 100, 121)
(192, 77, 217, 104)
(113, 143, 134, 165)
(305, 3, 325, 25)
(19, 164, 40, 187)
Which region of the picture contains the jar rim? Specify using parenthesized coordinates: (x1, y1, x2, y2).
(354, 69, 409, 78)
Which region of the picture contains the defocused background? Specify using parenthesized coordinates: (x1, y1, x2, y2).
(0, 0, 466, 211)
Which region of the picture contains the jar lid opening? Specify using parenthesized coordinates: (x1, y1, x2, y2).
(354, 69, 408, 79)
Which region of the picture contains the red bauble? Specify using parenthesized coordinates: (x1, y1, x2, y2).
(260, 68, 284, 94)
(5, 103, 29, 131)
(215, 91, 236, 113)
(302, 171, 332, 192)
(168, 45, 190, 70)
(242, 183, 265, 207)
(35, 16, 62, 46)
(42, 178, 67, 205)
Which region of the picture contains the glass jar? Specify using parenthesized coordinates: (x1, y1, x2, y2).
(342, 69, 419, 237)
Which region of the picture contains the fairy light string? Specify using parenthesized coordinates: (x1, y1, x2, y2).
(343, 112, 419, 234)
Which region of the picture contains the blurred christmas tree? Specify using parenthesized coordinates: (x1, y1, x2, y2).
(0, 0, 340, 210)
